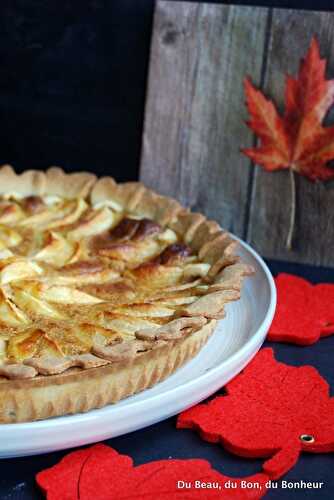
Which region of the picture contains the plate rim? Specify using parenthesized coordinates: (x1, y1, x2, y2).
(0, 235, 276, 434)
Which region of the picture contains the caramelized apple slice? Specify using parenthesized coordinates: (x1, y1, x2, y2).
(7, 329, 44, 361)
(0, 288, 30, 326)
(38, 334, 64, 358)
(0, 225, 22, 248)
(17, 202, 65, 228)
(40, 285, 103, 305)
(0, 202, 25, 224)
(48, 267, 119, 286)
(112, 303, 174, 318)
(0, 338, 6, 362)
(98, 312, 160, 335)
(17, 199, 87, 230)
(151, 295, 198, 307)
(45, 198, 88, 229)
(67, 207, 119, 241)
(128, 264, 184, 288)
(11, 286, 64, 319)
(183, 262, 211, 280)
(22, 196, 45, 214)
(0, 248, 13, 259)
(0, 298, 21, 327)
(97, 239, 161, 266)
(0, 260, 43, 285)
(59, 323, 121, 355)
(34, 232, 79, 267)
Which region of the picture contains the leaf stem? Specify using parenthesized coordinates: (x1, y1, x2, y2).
(286, 169, 296, 250)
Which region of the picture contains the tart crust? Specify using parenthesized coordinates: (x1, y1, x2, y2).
(0, 321, 215, 423)
(0, 166, 253, 423)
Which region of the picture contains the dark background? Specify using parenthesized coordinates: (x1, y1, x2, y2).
(1, 0, 334, 182)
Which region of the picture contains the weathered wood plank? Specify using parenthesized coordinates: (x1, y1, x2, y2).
(247, 9, 334, 266)
(140, 1, 268, 235)
(141, 1, 334, 266)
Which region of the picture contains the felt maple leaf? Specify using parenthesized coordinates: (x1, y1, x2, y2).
(268, 273, 334, 345)
(178, 348, 334, 480)
(36, 443, 268, 500)
(243, 37, 334, 181)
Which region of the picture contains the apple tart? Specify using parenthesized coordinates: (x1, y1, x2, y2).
(0, 166, 253, 423)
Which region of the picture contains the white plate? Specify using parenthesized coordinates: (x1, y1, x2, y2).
(0, 237, 276, 458)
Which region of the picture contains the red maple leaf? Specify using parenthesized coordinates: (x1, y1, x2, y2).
(242, 37, 334, 181)
(178, 348, 334, 480)
(268, 273, 334, 345)
(36, 443, 268, 500)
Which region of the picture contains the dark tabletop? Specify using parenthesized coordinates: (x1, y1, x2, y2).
(0, 259, 333, 500)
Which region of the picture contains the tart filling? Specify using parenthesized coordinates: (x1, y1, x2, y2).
(0, 167, 253, 386)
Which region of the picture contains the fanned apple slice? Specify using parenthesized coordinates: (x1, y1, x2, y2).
(0, 225, 22, 248)
(67, 324, 99, 351)
(45, 198, 88, 229)
(11, 286, 65, 319)
(43, 195, 62, 205)
(48, 268, 119, 286)
(97, 239, 161, 266)
(152, 295, 198, 307)
(0, 338, 6, 361)
(93, 198, 123, 212)
(37, 334, 64, 358)
(98, 313, 160, 335)
(163, 279, 202, 293)
(58, 324, 121, 355)
(0, 260, 43, 285)
(46, 258, 120, 286)
(157, 228, 178, 244)
(0, 248, 13, 259)
(0, 202, 25, 224)
(183, 262, 211, 280)
(17, 199, 87, 230)
(67, 207, 119, 241)
(128, 264, 184, 288)
(7, 329, 44, 361)
(40, 285, 103, 305)
(17, 202, 65, 228)
(0, 288, 30, 326)
(34, 232, 79, 267)
(80, 280, 136, 303)
(113, 303, 174, 318)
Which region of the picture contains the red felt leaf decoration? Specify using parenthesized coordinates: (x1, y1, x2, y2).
(243, 37, 334, 181)
(268, 273, 334, 345)
(177, 348, 334, 480)
(36, 443, 268, 500)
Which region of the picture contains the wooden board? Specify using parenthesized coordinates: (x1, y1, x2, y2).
(140, 1, 334, 267)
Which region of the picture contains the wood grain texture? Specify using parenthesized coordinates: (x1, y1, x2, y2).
(140, 1, 268, 235)
(247, 9, 334, 266)
(141, 1, 334, 266)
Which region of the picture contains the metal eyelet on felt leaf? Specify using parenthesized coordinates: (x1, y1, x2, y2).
(300, 434, 315, 444)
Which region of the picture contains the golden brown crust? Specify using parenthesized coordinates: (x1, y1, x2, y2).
(45, 167, 96, 199)
(0, 165, 96, 199)
(0, 321, 215, 423)
(130, 186, 183, 227)
(0, 165, 46, 196)
(169, 210, 205, 244)
(90, 176, 145, 211)
(209, 263, 254, 292)
(135, 316, 207, 341)
(0, 165, 253, 423)
(180, 290, 240, 319)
